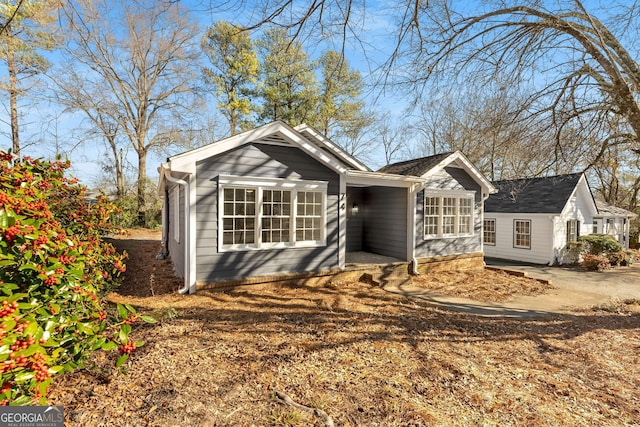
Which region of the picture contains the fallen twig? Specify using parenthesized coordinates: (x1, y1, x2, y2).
(274, 390, 334, 427)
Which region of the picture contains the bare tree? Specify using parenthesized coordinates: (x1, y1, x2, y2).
(375, 112, 405, 166)
(59, 0, 200, 224)
(395, 1, 640, 166)
(231, 1, 640, 166)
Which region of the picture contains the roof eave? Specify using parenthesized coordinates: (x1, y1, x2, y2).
(346, 170, 425, 188)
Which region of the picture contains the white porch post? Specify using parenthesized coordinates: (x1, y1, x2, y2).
(339, 175, 346, 270)
(407, 184, 419, 274)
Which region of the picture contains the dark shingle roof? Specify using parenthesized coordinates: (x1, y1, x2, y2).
(485, 173, 583, 214)
(377, 152, 453, 176)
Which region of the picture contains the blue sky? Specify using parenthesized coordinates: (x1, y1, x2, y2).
(0, 0, 410, 188)
(3, 0, 628, 188)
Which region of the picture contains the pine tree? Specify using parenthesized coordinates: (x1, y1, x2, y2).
(257, 28, 318, 126)
(0, 0, 59, 155)
(202, 21, 259, 136)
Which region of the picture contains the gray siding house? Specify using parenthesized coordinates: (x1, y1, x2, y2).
(158, 121, 496, 293)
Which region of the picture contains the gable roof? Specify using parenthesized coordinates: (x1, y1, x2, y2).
(378, 151, 496, 195)
(595, 200, 638, 218)
(378, 152, 453, 176)
(485, 173, 584, 214)
(164, 121, 359, 176)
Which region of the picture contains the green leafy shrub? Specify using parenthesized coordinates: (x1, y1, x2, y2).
(622, 250, 636, 266)
(0, 153, 154, 405)
(565, 240, 587, 264)
(581, 253, 611, 271)
(606, 251, 628, 266)
(578, 234, 623, 255)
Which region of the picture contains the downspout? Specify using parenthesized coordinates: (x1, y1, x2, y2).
(408, 183, 421, 275)
(162, 168, 192, 294)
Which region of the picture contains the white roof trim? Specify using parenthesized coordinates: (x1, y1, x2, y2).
(420, 151, 497, 194)
(346, 170, 424, 188)
(167, 121, 349, 175)
(294, 124, 370, 172)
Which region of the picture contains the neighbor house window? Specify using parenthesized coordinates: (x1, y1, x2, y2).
(423, 192, 475, 238)
(566, 219, 580, 243)
(514, 220, 531, 249)
(483, 219, 496, 245)
(219, 176, 327, 251)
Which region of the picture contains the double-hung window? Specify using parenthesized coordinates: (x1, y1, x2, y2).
(514, 220, 531, 249)
(219, 176, 327, 251)
(423, 192, 475, 238)
(483, 219, 496, 245)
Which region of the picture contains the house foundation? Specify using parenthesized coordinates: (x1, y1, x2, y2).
(195, 252, 484, 292)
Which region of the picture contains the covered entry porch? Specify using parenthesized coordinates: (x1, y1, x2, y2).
(343, 171, 424, 268)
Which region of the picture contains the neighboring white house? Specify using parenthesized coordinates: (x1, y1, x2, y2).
(484, 173, 597, 265)
(484, 173, 637, 265)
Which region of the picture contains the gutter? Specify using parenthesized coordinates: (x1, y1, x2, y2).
(161, 167, 192, 294)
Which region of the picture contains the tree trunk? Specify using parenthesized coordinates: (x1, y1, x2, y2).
(7, 30, 19, 156)
(116, 148, 125, 199)
(137, 151, 147, 226)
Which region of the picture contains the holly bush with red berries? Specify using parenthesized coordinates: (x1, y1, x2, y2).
(0, 153, 154, 405)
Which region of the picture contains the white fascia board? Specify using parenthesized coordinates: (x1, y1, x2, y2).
(294, 124, 371, 172)
(218, 174, 329, 189)
(168, 121, 349, 175)
(346, 170, 425, 188)
(422, 151, 497, 194)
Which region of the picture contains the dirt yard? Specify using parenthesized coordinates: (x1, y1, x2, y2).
(47, 231, 640, 426)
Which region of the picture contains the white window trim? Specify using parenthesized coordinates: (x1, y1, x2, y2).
(483, 218, 496, 246)
(172, 186, 180, 243)
(513, 219, 531, 249)
(423, 190, 475, 239)
(218, 175, 328, 252)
